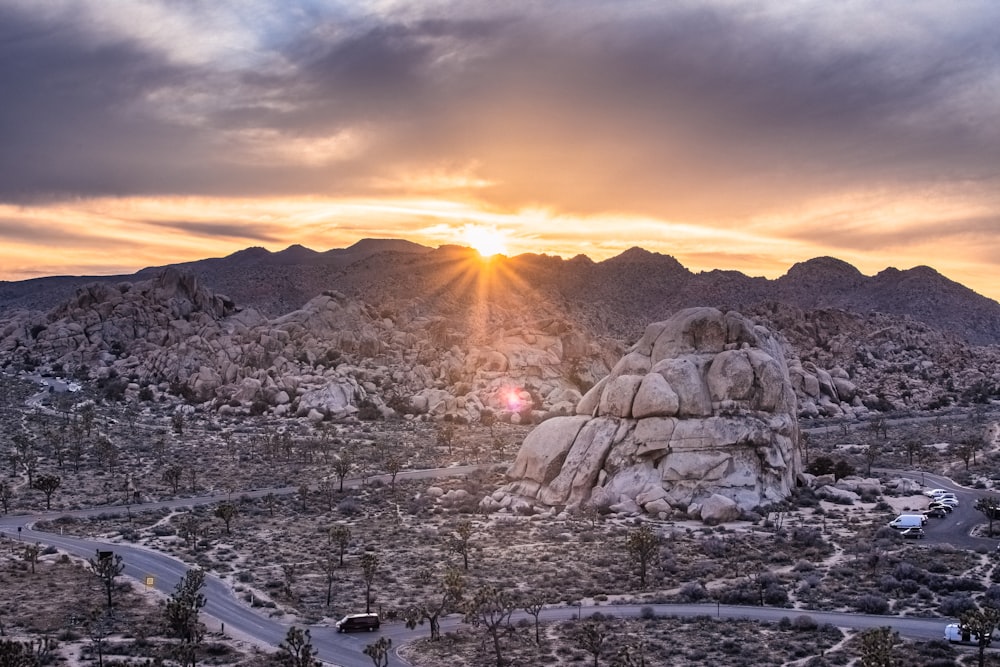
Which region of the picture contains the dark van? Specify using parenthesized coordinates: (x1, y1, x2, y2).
(335, 613, 380, 632)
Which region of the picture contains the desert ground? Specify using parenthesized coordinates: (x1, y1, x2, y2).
(4, 373, 1000, 666)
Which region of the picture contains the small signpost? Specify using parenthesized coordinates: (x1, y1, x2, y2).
(145, 575, 155, 589)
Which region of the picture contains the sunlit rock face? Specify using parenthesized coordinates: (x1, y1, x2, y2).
(490, 308, 801, 520)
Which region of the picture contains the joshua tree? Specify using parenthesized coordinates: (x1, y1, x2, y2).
(903, 439, 923, 467)
(403, 568, 465, 640)
(363, 637, 392, 667)
(329, 525, 351, 566)
(333, 451, 354, 492)
(23, 542, 40, 574)
(88, 550, 125, 610)
(465, 585, 515, 667)
(0, 481, 11, 514)
(626, 524, 660, 588)
(322, 554, 338, 608)
(960, 606, 1000, 667)
(521, 592, 547, 645)
(384, 455, 402, 491)
(574, 619, 608, 667)
(278, 626, 319, 667)
(360, 552, 379, 613)
(859, 626, 899, 667)
(863, 443, 880, 477)
(165, 569, 206, 667)
(214, 502, 237, 535)
(977, 495, 1000, 537)
(436, 424, 455, 453)
(449, 520, 474, 570)
(32, 474, 61, 510)
(162, 465, 183, 494)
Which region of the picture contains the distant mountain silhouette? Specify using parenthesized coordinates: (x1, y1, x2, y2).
(1, 240, 998, 345)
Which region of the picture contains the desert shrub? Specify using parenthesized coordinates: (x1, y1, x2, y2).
(808, 457, 835, 476)
(878, 575, 900, 592)
(833, 460, 855, 480)
(679, 582, 708, 602)
(639, 606, 656, 620)
(764, 582, 788, 606)
(892, 562, 924, 582)
(983, 584, 1000, 608)
(873, 526, 900, 541)
(718, 584, 758, 606)
(790, 527, 825, 549)
(947, 577, 985, 592)
(793, 559, 815, 572)
(792, 614, 818, 631)
(853, 594, 889, 614)
(337, 497, 361, 515)
(938, 593, 976, 617)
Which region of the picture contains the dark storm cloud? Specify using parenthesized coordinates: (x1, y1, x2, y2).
(2, 1, 999, 223)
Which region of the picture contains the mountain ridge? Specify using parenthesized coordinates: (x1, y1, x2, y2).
(1, 239, 997, 345)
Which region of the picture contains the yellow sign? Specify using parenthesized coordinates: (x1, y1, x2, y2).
(145, 576, 155, 588)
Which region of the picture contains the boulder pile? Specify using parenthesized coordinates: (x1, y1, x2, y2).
(486, 308, 802, 521)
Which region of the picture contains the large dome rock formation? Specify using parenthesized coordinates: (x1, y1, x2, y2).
(489, 308, 801, 520)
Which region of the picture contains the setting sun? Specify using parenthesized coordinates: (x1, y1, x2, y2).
(461, 225, 509, 258)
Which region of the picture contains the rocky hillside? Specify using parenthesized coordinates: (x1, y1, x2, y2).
(1, 241, 999, 423)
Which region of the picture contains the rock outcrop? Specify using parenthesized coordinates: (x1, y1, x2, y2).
(0, 269, 614, 423)
(489, 308, 802, 520)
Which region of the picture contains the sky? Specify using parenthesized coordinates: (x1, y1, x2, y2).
(1, 1, 999, 300)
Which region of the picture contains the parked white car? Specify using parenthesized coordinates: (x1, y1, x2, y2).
(945, 623, 990, 644)
(925, 489, 950, 498)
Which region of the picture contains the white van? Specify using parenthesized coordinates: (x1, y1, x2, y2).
(945, 623, 980, 644)
(889, 514, 926, 529)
